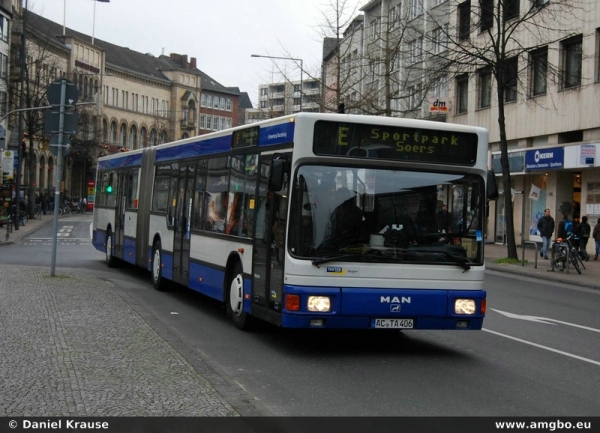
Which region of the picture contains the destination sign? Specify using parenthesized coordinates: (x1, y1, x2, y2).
(313, 121, 479, 166)
(232, 126, 259, 149)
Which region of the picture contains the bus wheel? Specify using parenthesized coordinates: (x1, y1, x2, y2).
(227, 263, 253, 330)
(105, 230, 117, 268)
(152, 241, 167, 291)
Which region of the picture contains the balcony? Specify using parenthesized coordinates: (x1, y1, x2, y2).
(180, 118, 196, 130)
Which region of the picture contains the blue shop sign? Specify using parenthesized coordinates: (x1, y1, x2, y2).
(525, 147, 564, 171)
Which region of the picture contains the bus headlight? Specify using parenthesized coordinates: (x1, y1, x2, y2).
(307, 296, 331, 312)
(454, 299, 476, 315)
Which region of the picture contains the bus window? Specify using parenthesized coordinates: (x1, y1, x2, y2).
(192, 160, 207, 230)
(152, 165, 171, 213)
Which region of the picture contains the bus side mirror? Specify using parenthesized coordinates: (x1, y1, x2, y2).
(269, 159, 285, 191)
(487, 170, 499, 200)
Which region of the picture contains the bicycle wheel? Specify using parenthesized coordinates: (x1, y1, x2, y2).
(569, 248, 582, 274)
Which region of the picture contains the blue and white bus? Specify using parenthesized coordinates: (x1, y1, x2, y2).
(92, 113, 497, 331)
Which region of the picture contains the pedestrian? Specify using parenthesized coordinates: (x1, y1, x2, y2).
(41, 194, 48, 215)
(556, 211, 573, 240)
(593, 219, 600, 260)
(575, 215, 591, 261)
(537, 208, 554, 259)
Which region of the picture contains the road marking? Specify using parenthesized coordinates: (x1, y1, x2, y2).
(492, 308, 600, 333)
(482, 328, 600, 367)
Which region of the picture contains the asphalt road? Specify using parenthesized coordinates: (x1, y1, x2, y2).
(5, 216, 599, 417)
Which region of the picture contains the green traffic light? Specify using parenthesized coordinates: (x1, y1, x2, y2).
(106, 185, 113, 193)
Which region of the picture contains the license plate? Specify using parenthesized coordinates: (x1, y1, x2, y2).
(373, 318, 414, 329)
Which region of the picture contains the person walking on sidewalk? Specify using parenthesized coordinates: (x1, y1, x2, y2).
(593, 219, 600, 260)
(575, 215, 591, 261)
(537, 208, 555, 259)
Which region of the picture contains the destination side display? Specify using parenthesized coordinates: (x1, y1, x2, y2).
(314, 121, 479, 166)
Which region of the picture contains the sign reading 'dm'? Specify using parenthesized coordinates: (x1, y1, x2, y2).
(525, 147, 564, 171)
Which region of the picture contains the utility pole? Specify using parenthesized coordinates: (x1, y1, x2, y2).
(14, 0, 28, 230)
(46, 78, 79, 276)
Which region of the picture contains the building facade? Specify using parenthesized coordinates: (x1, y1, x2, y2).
(4, 2, 245, 205)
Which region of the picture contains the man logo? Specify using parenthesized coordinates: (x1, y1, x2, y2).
(390, 304, 401, 312)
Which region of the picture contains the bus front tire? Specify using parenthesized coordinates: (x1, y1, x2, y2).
(152, 241, 168, 291)
(227, 262, 253, 331)
(105, 230, 117, 268)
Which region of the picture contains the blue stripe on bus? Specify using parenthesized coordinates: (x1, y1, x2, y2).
(188, 261, 227, 302)
(123, 238, 136, 265)
(92, 229, 105, 252)
(161, 252, 173, 281)
(155, 136, 231, 163)
(258, 122, 295, 146)
(97, 153, 143, 170)
(280, 285, 485, 330)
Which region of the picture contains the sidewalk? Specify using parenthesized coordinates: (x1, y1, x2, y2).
(484, 241, 600, 290)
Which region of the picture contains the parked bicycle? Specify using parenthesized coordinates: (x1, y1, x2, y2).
(551, 233, 585, 274)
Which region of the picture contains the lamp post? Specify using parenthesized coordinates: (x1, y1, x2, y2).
(251, 54, 303, 113)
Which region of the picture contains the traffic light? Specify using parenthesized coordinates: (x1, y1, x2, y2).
(106, 184, 113, 193)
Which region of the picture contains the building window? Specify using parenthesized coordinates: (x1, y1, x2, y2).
(530, 47, 547, 96)
(0, 91, 7, 117)
(432, 25, 448, 54)
(458, 1, 471, 41)
(201, 93, 206, 107)
(597, 28, 600, 82)
(220, 98, 226, 110)
(200, 115, 206, 129)
(0, 16, 8, 42)
(562, 35, 582, 89)
(503, 57, 518, 102)
(213, 96, 219, 109)
(456, 74, 469, 114)
(408, 37, 423, 64)
(408, 0, 424, 20)
(479, 68, 492, 108)
(0, 53, 7, 79)
(207, 95, 213, 108)
(206, 116, 212, 130)
(260, 88, 268, 97)
(480, 0, 493, 31)
(503, 0, 519, 21)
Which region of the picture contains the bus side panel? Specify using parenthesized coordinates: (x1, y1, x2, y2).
(280, 285, 485, 330)
(93, 207, 115, 252)
(136, 148, 156, 268)
(122, 211, 137, 264)
(148, 214, 173, 276)
(122, 236, 137, 265)
(188, 260, 227, 302)
(92, 228, 106, 253)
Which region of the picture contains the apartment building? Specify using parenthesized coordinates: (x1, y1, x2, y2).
(334, 0, 600, 249)
(256, 76, 321, 117)
(6, 4, 245, 202)
(443, 0, 600, 247)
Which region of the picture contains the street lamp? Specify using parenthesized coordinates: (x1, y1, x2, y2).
(251, 54, 303, 112)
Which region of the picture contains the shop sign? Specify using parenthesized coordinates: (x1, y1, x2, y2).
(525, 147, 564, 171)
(580, 144, 596, 165)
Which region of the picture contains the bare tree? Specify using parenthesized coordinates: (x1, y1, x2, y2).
(423, 0, 586, 259)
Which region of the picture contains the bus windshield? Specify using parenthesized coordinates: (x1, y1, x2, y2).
(290, 165, 484, 267)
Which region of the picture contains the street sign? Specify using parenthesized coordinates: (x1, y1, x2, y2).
(45, 110, 79, 135)
(47, 79, 79, 106)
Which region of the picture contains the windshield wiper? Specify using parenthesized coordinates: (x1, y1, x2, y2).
(407, 247, 472, 272)
(311, 254, 355, 267)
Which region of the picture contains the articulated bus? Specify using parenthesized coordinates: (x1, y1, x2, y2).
(92, 113, 497, 331)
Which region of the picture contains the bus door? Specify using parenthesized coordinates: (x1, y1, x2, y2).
(113, 171, 127, 260)
(172, 163, 195, 286)
(252, 156, 288, 321)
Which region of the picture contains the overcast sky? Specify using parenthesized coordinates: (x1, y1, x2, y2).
(31, 0, 363, 107)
